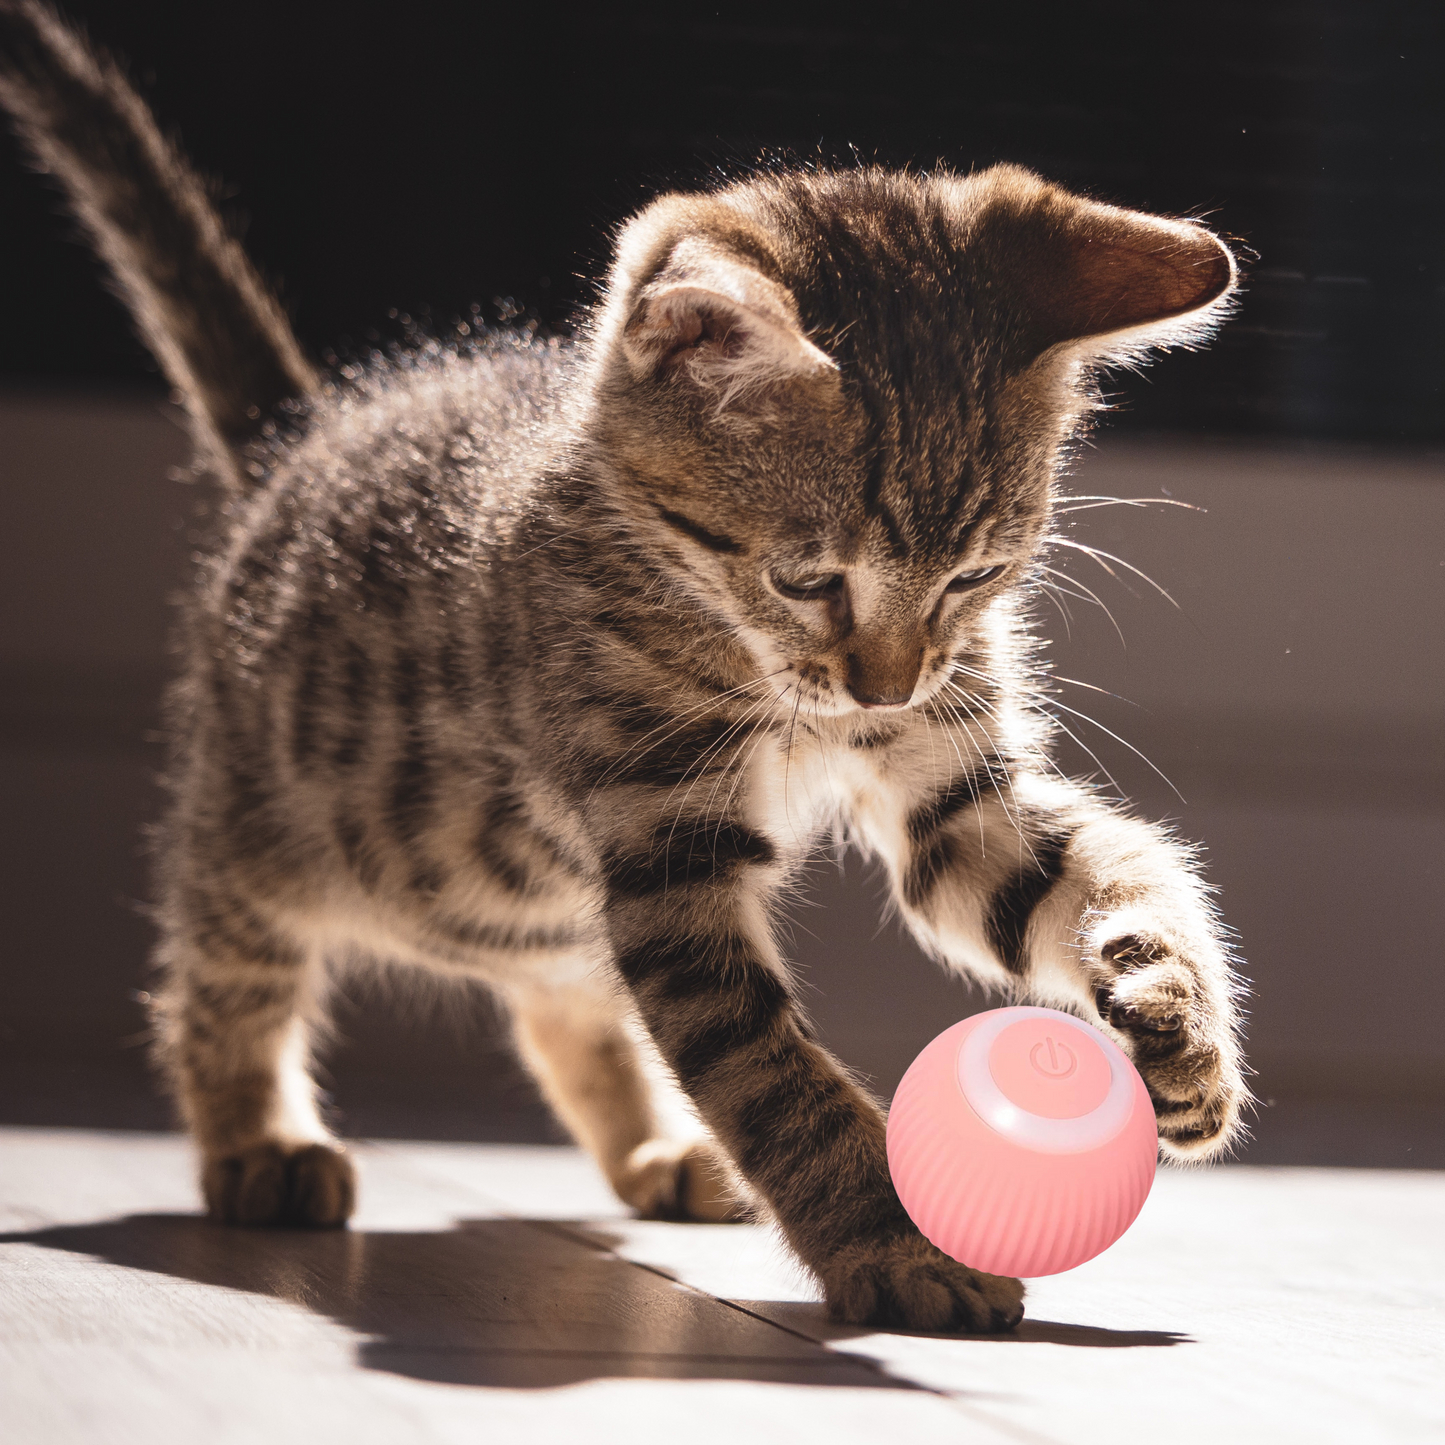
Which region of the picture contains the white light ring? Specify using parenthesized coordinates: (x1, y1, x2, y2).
(955, 1007, 1136, 1155)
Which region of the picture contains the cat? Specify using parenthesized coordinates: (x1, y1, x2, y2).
(0, 0, 1248, 1332)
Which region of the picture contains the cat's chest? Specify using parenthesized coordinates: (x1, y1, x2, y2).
(744, 727, 904, 853)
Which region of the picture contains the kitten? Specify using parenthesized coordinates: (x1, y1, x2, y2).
(1, 1, 1247, 1332)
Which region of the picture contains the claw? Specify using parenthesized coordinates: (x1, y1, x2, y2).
(1110, 1001, 1183, 1034)
(1096, 984, 1183, 1035)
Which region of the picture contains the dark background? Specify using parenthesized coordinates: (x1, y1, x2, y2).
(1, 4, 1441, 1168)
(3, 1, 1443, 438)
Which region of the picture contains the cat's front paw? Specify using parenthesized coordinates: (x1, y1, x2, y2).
(203, 1140, 355, 1227)
(819, 1232, 1025, 1332)
(1094, 933, 1246, 1159)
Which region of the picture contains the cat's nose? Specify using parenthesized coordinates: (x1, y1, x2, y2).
(845, 646, 923, 709)
(849, 686, 913, 710)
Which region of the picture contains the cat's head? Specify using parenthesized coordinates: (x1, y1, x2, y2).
(586, 164, 1234, 717)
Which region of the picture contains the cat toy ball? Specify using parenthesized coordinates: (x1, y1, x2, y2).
(886, 1007, 1158, 1277)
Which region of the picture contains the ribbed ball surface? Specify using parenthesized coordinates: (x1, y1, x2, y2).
(887, 1010, 1158, 1278)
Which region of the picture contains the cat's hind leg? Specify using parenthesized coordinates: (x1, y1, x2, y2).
(152, 893, 354, 1227)
(509, 979, 743, 1222)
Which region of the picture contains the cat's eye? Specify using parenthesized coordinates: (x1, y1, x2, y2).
(770, 570, 846, 602)
(943, 565, 1003, 594)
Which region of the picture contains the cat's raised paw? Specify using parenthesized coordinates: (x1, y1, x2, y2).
(1095, 933, 1246, 1160)
(820, 1233, 1025, 1333)
(203, 1141, 355, 1227)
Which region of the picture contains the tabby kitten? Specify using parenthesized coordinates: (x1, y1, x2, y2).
(1, 1, 1247, 1332)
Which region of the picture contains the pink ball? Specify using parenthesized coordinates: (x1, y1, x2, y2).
(886, 1007, 1158, 1278)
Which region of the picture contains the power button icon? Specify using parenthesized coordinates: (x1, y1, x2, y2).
(1029, 1036, 1077, 1080)
(985, 1016, 1113, 1119)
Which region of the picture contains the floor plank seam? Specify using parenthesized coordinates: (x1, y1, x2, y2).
(364, 1148, 976, 1401)
(528, 1214, 1070, 1443)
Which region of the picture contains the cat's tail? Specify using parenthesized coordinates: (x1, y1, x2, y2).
(0, 1, 318, 490)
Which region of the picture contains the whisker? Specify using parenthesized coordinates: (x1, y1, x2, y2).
(664, 689, 779, 829)
(937, 679, 1040, 866)
(782, 682, 805, 840)
(931, 688, 996, 857)
(584, 668, 789, 803)
(1039, 575, 1103, 610)
(1052, 495, 1203, 515)
(943, 680, 1074, 794)
(1050, 674, 1141, 706)
(1038, 565, 1127, 650)
(811, 694, 840, 819)
(677, 713, 774, 868)
(948, 661, 1001, 690)
(1037, 579, 1075, 637)
(1028, 692, 1185, 804)
(1045, 536, 1181, 610)
(1016, 695, 1128, 799)
(688, 692, 781, 822)
(655, 687, 788, 885)
(941, 663, 1080, 794)
(720, 691, 786, 824)
(917, 702, 944, 830)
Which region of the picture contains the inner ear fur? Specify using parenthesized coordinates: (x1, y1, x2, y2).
(620, 239, 837, 395)
(962, 166, 1238, 360)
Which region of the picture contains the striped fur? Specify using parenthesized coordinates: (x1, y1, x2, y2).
(1, 2, 1249, 1331)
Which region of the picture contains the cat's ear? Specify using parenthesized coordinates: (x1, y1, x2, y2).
(621, 248, 837, 401)
(1028, 216, 1235, 353)
(964, 168, 1237, 360)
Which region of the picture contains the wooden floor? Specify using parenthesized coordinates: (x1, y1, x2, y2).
(2, 1129, 1441, 1444)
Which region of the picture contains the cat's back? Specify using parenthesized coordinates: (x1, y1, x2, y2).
(204, 333, 577, 649)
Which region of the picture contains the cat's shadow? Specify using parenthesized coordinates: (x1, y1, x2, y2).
(1, 1213, 1185, 1392)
